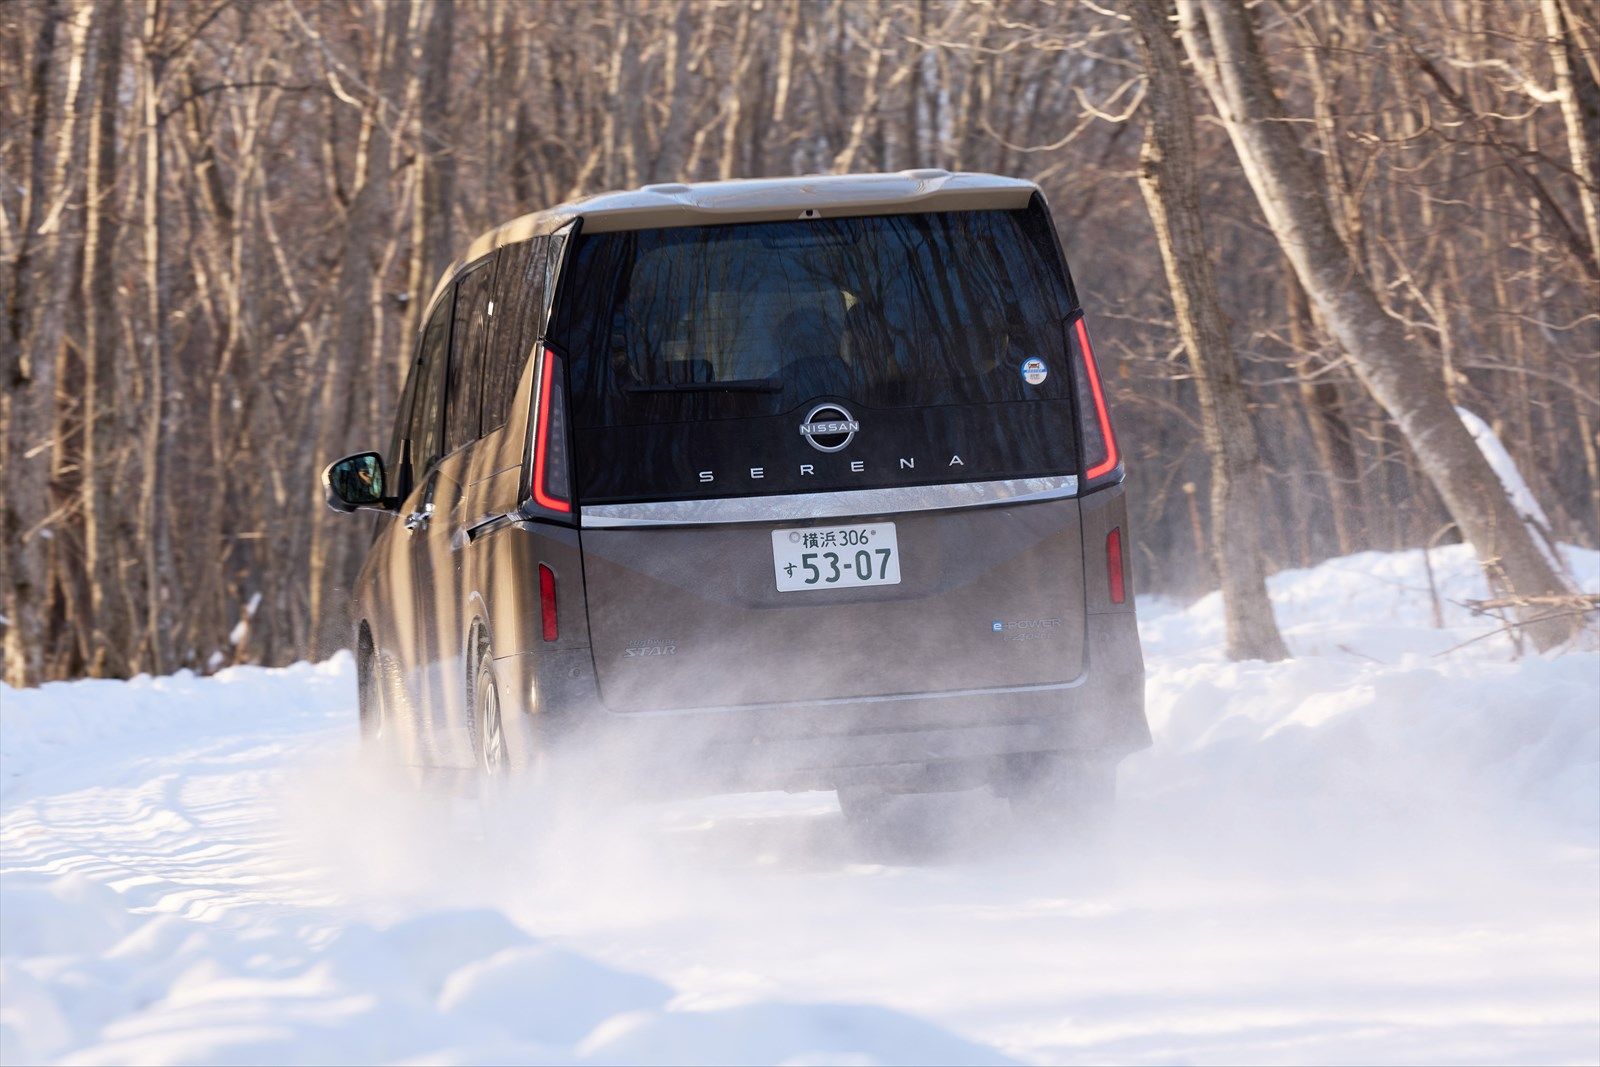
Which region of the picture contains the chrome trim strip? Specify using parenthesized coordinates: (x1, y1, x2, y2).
(461, 511, 518, 545)
(606, 670, 1088, 719)
(579, 475, 1079, 528)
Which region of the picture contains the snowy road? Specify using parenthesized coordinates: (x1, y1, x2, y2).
(3, 545, 1598, 1065)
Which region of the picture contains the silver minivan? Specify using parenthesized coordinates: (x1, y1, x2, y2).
(323, 171, 1147, 825)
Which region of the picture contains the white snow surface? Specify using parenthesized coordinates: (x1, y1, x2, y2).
(2, 544, 1597, 1065)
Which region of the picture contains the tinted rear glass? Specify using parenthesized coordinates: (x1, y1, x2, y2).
(552, 205, 1080, 503)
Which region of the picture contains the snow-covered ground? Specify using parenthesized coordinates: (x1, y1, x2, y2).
(3, 545, 1597, 1065)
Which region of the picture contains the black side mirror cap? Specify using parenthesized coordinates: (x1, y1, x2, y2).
(323, 451, 395, 513)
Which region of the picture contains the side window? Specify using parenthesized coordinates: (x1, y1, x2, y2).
(411, 291, 452, 474)
(543, 230, 567, 323)
(446, 255, 497, 452)
(387, 355, 419, 473)
(480, 236, 548, 433)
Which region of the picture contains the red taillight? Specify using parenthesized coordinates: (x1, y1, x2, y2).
(1074, 317, 1120, 483)
(531, 349, 570, 513)
(539, 563, 558, 641)
(1106, 526, 1126, 605)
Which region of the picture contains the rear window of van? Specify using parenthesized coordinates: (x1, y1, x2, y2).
(551, 205, 1082, 503)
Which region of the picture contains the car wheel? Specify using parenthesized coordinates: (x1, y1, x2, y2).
(836, 784, 894, 826)
(1001, 753, 1117, 836)
(837, 785, 994, 860)
(473, 648, 507, 775)
(357, 633, 386, 748)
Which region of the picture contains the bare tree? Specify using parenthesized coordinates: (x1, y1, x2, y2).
(1542, 0, 1600, 283)
(1126, 0, 1288, 661)
(1, 0, 1593, 684)
(80, 0, 125, 676)
(309, 0, 410, 654)
(409, 0, 455, 319)
(4, 0, 77, 687)
(1177, 0, 1583, 651)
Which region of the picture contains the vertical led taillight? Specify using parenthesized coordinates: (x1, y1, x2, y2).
(1070, 316, 1121, 489)
(538, 563, 558, 641)
(531, 348, 571, 513)
(1106, 527, 1126, 605)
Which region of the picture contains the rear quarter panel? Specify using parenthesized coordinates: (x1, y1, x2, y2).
(1078, 481, 1136, 614)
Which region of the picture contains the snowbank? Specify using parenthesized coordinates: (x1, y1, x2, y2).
(2, 544, 1596, 1065)
(0, 897, 1007, 1066)
(0, 658, 353, 802)
(1134, 543, 1600, 839)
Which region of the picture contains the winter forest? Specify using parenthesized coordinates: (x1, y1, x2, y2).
(4, 3, 1600, 1064)
(4, 0, 1596, 687)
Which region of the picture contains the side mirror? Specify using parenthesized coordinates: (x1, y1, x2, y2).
(323, 452, 393, 513)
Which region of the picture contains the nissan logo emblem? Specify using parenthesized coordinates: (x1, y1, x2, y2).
(799, 403, 859, 453)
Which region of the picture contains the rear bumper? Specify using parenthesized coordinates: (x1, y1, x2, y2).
(494, 612, 1147, 794)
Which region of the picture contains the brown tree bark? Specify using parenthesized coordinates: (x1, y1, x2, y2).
(1177, 0, 1582, 651)
(44, 3, 99, 677)
(2, 0, 1595, 683)
(1127, 0, 1288, 661)
(81, 0, 126, 677)
(1286, 273, 1361, 557)
(408, 0, 456, 323)
(310, 0, 408, 655)
(4, 0, 66, 686)
(1544, 0, 1600, 283)
(136, 0, 174, 674)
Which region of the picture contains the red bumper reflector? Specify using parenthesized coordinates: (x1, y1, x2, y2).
(1106, 527, 1126, 604)
(539, 563, 558, 641)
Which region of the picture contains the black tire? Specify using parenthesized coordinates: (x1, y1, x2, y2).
(471, 639, 508, 775)
(839, 787, 932, 859)
(837, 785, 997, 861)
(1000, 753, 1118, 835)
(357, 630, 385, 747)
(836, 784, 895, 826)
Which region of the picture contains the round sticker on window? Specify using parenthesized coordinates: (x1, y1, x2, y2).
(1020, 357, 1049, 386)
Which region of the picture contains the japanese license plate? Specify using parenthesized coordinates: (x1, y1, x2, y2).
(771, 523, 902, 591)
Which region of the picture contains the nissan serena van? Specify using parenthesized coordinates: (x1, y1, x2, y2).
(323, 171, 1148, 823)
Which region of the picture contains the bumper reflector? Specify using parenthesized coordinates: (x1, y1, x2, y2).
(539, 563, 558, 641)
(1106, 527, 1126, 605)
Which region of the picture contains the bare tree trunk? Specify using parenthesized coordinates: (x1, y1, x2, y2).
(1127, 0, 1288, 661)
(370, 3, 412, 448)
(1178, 0, 1582, 651)
(45, 4, 100, 678)
(1544, 0, 1600, 282)
(408, 0, 455, 322)
(136, 0, 173, 674)
(1287, 273, 1360, 557)
(904, 0, 925, 165)
(831, 0, 889, 173)
(81, 0, 125, 677)
(2, 0, 1595, 684)
(4, 0, 68, 687)
(647, 2, 699, 181)
(309, 0, 407, 656)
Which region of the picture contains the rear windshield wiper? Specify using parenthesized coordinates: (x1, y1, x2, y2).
(623, 378, 783, 394)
